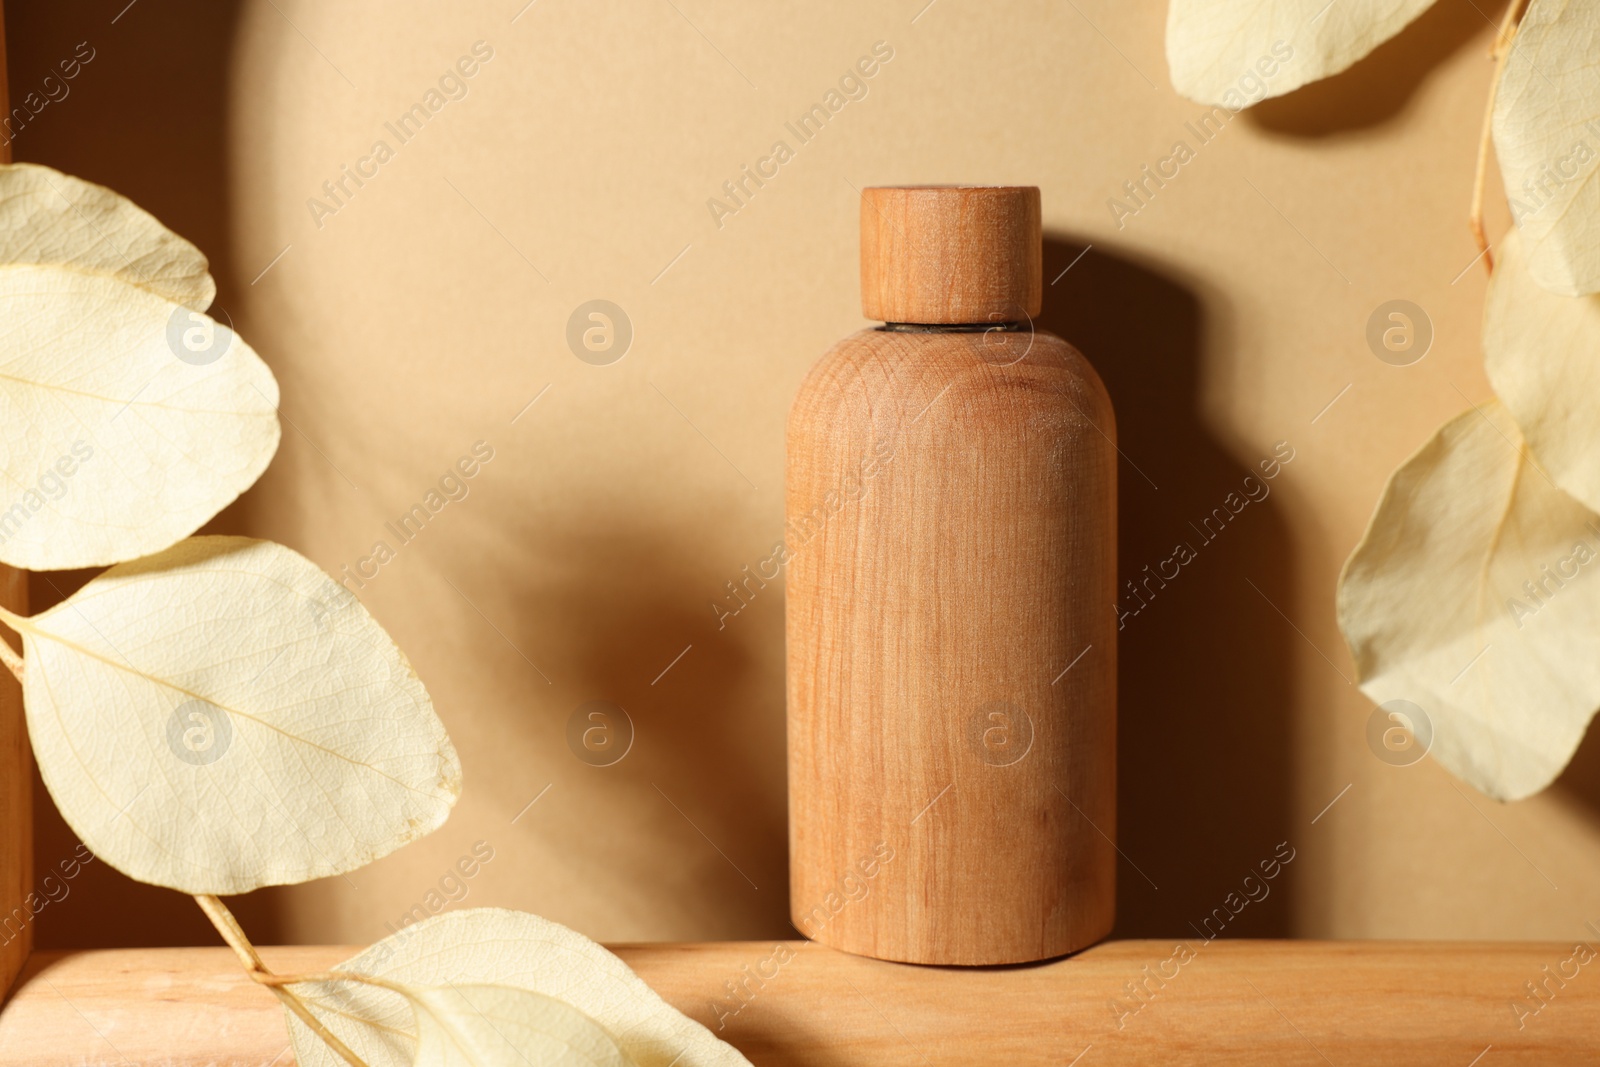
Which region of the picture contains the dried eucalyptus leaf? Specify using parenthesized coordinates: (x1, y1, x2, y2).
(1492, 0, 1600, 296)
(410, 984, 630, 1067)
(16, 536, 460, 893)
(1166, 0, 1435, 106)
(0, 265, 279, 569)
(1484, 228, 1600, 511)
(1337, 400, 1600, 801)
(0, 162, 215, 309)
(284, 908, 751, 1067)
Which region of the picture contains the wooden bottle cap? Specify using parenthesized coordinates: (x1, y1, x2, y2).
(860, 185, 1042, 324)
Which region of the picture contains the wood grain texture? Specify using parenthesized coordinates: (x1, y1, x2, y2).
(0, 566, 25, 1005)
(860, 186, 1042, 324)
(3, 940, 1596, 1064)
(0, 1, 29, 1007)
(786, 325, 1116, 964)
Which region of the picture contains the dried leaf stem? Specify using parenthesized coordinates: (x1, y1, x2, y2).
(195, 894, 373, 1067)
(1470, 0, 1531, 274)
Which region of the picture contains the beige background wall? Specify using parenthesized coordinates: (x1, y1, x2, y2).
(16, 0, 1600, 949)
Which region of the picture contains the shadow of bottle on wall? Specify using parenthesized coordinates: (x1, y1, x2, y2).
(1039, 237, 1298, 938)
(457, 501, 794, 943)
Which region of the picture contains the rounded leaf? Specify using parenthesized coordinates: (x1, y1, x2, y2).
(1167, 0, 1436, 106)
(1338, 400, 1600, 801)
(1484, 227, 1600, 512)
(0, 266, 279, 569)
(284, 908, 751, 1067)
(411, 984, 630, 1067)
(0, 161, 215, 309)
(18, 536, 460, 893)
(1492, 0, 1600, 296)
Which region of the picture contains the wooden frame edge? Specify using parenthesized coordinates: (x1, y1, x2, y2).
(0, 0, 32, 1010)
(1, 939, 1594, 1064)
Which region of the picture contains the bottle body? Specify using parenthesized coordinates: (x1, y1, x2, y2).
(785, 325, 1116, 965)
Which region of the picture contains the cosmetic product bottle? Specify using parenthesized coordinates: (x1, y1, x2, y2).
(786, 185, 1116, 965)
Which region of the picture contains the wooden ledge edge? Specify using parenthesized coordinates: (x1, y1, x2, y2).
(1, 939, 1595, 1064)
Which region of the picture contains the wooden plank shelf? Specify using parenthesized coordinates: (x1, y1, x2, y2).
(0, 939, 1592, 1064)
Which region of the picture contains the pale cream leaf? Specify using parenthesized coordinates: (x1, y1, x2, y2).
(1338, 400, 1600, 801)
(16, 536, 461, 893)
(1492, 0, 1600, 296)
(1167, 0, 1436, 106)
(410, 984, 630, 1067)
(0, 161, 214, 309)
(283, 908, 751, 1067)
(1484, 227, 1600, 512)
(0, 265, 279, 569)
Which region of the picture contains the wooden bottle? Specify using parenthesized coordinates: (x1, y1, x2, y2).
(786, 186, 1116, 965)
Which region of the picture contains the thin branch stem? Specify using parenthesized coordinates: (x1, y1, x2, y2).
(193, 894, 372, 1067)
(255, 968, 387, 990)
(269, 985, 374, 1067)
(1470, 0, 1530, 274)
(193, 894, 265, 972)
